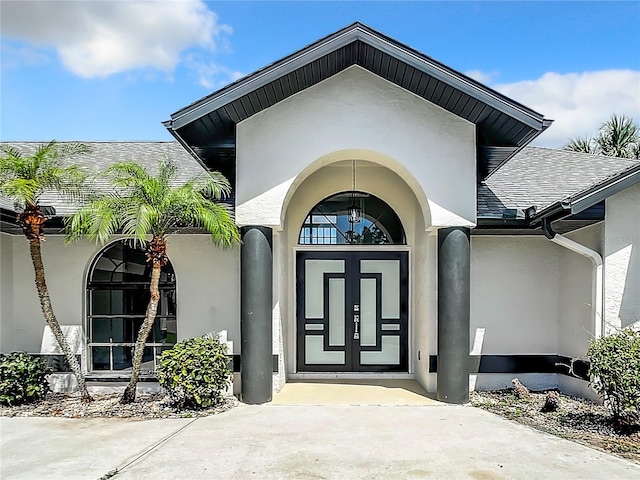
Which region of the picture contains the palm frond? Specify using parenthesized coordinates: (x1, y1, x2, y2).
(595, 114, 640, 158)
(0, 141, 91, 208)
(180, 200, 240, 247)
(66, 157, 239, 250)
(65, 196, 124, 245)
(564, 136, 596, 154)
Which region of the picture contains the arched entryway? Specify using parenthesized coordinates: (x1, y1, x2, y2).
(86, 240, 177, 372)
(296, 192, 409, 373)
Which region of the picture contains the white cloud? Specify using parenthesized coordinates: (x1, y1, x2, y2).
(184, 55, 244, 89)
(464, 69, 499, 85)
(1, 0, 231, 79)
(491, 70, 640, 148)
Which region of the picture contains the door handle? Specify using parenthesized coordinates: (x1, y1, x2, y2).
(353, 314, 359, 340)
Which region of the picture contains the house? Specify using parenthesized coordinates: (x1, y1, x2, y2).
(1, 23, 638, 404)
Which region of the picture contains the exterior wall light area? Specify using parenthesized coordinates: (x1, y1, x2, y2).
(347, 202, 362, 224)
(347, 159, 362, 224)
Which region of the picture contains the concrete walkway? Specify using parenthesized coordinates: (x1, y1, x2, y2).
(272, 379, 440, 405)
(1, 403, 638, 480)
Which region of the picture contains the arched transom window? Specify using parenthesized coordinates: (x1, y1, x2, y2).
(87, 240, 177, 372)
(299, 192, 405, 245)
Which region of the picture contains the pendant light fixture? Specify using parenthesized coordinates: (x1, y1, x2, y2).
(347, 159, 362, 224)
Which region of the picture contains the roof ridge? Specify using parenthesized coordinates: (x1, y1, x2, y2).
(522, 145, 640, 162)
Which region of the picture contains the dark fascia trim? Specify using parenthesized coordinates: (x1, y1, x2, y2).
(1, 207, 18, 222)
(529, 162, 640, 226)
(1, 208, 67, 234)
(429, 354, 590, 381)
(568, 163, 640, 214)
(483, 120, 554, 180)
(166, 22, 547, 132)
(162, 122, 212, 172)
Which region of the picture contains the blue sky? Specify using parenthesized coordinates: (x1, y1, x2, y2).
(1, 1, 639, 148)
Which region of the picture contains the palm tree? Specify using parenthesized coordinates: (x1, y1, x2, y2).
(565, 136, 596, 154)
(596, 114, 640, 158)
(65, 158, 240, 404)
(0, 141, 93, 402)
(565, 114, 640, 158)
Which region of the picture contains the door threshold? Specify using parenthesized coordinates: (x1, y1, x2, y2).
(289, 373, 414, 380)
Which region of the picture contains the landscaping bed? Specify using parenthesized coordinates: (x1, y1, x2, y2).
(471, 389, 640, 464)
(0, 392, 238, 419)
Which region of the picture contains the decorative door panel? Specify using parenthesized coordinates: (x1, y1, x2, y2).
(297, 251, 408, 372)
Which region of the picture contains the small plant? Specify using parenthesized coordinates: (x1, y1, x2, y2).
(0, 352, 51, 406)
(157, 336, 231, 409)
(587, 328, 640, 427)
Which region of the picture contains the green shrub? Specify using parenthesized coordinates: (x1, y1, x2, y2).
(0, 352, 51, 406)
(157, 336, 231, 409)
(587, 328, 640, 426)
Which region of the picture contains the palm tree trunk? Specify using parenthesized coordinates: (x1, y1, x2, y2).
(29, 240, 93, 402)
(121, 263, 161, 404)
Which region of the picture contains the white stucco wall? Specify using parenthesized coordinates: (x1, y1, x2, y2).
(5, 235, 97, 354)
(236, 65, 477, 229)
(414, 229, 438, 392)
(471, 228, 605, 396)
(0, 234, 240, 367)
(605, 183, 640, 331)
(0, 233, 15, 352)
(558, 223, 603, 358)
(164, 236, 240, 344)
(470, 236, 561, 355)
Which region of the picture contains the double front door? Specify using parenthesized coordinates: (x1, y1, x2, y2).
(296, 251, 408, 372)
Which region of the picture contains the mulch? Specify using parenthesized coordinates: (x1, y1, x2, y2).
(471, 389, 640, 464)
(0, 392, 238, 419)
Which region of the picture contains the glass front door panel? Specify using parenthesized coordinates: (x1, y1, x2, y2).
(304, 260, 344, 318)
(301, 259, 347, 367)
(329, 278, 346, 346)
(297, 251, 408, 372)
(305, 336, 346, 364)
(361, 260, 400, 319)
(360, 278, 377, 347)
(360, 336, 400, 365)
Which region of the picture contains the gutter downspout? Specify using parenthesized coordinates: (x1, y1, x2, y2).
(541, 218, 604, 339)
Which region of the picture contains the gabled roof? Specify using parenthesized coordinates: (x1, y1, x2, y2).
(478, 147, 640, 219)
(164, 22, 552, 180)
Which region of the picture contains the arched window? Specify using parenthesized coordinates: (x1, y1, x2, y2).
(299, 192, 405, 245)
(87, 240, 177, 372)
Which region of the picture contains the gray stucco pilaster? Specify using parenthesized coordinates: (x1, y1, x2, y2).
(437, 227, 471, 404)
(240, 226, 273, 404)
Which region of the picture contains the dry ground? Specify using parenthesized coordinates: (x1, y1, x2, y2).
(470, 389, 640, 464)
(0, 392, 237, 419)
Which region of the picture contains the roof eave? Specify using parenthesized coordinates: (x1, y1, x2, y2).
(162, 123, 210, 171)
(529, 162, 640, 226)
(569, 164, 640, 214)
(483, 118, 554, 180)
(166, 23, 547, 133)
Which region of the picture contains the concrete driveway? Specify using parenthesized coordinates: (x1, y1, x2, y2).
(1, 403, 638, 480)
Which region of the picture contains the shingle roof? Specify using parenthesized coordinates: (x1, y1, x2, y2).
(2, 141, 638, 226)
(0, 141, 206, 215)
(479, 147, 640, 218)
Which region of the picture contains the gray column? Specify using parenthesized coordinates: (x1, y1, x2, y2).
(437, 227, 470, 404)
(240, 226, 273, 404)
